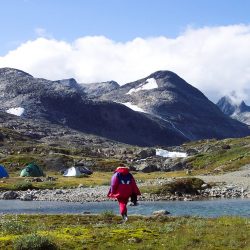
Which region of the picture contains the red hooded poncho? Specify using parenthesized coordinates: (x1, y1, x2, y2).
(107, 166, 141, 199)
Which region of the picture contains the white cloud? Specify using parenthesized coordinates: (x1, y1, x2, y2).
(34, 28, 52, 38)
(1, 25, 250, 103)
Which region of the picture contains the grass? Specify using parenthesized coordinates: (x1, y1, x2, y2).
(0, 172, 114, 190)
(0, 170, 194, 191)
(183, 136, 250, 174)
(0, 214, 249, 249)
(188, 146, 250, 173)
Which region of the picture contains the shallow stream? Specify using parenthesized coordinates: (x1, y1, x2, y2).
(0, 198, 250, 217)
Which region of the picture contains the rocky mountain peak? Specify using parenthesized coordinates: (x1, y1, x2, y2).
(0, 67, 33, 79)
(217, 96, 250, 115)
(57, 78, 78, 88)
(81, 80, 120, 98)
(148, 70, 178, 80)
(0, 67, 250, 146)
(238, 101, 250, 112)
(217, 96, 238, 115)
(98, 71, 250, 141)
(217, 95, 250, 126)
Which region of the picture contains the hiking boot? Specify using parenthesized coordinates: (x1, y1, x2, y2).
(122, 214, 128, 222)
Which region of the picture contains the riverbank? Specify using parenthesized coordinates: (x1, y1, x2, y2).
(0, 166, 249, 202)
(0, 181, 249, 202)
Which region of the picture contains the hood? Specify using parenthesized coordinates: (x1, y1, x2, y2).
(115, 166, 130, 175)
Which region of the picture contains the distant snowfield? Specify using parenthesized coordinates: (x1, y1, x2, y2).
(6, 107, 25, 116)
(156, 149, 187, 158)
(127, 78, 158, 95)
(121, 102, 147, 113)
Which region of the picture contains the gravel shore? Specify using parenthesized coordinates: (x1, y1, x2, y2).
(0, 166, 249, 202)
(196, 165, 250, 191)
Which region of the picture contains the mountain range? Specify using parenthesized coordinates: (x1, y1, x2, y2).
(217, 96, 250, 125)
(0, 67, 249, 147)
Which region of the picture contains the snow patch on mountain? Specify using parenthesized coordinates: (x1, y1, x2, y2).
(6, 107, 25, 116)
(120, 102, 147, 113)
(156, 149, 187, 158)
(126, 78, 158, 95)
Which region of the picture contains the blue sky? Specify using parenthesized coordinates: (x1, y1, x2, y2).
(2, 0, 250, 55)
(1, 0, 250, 103)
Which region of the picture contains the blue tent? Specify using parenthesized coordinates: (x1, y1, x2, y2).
(0, 165, 9, 178)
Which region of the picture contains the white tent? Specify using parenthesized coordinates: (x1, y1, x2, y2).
(63, 167, 81, 177)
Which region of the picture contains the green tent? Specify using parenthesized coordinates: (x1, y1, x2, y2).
(20, 163, 45, 177)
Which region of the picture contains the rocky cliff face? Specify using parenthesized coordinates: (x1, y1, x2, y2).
(81, 81, 119, 99)
(1, 67, 250, 146)
(217, 96, 250, 125)
(0, 68, 186, 146)
(98, 71, 250, 140)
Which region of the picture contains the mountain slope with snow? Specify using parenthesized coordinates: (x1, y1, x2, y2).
(0, 67, 187, 146)
(217, 96, 250, 125)
(1, 67, 249, 146)
(97, 70, 250, 140)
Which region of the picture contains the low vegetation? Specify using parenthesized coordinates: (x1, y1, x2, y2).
(0, 172, 113, 191)
(183, 136, 250, 174)
(1, 129, 250, 191)
(13, 233, 57, 250)
(152, 177, 205, 196)
(0, 214, 249, 249)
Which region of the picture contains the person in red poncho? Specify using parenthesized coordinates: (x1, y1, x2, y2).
(108, 164, 141, 221)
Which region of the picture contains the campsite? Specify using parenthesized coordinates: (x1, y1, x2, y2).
(0, 138, 250, 249)
(1, 0, 250, 249)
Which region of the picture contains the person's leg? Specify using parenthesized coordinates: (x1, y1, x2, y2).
(118, 198, 128, 221)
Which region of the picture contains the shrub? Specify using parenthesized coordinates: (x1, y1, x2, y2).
(13, 233, 57, 250)
(1, 219, 30, 234)
(155, 177, 205, 195)
(13, 182, 34, 191)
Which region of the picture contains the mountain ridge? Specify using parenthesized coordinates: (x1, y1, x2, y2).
(0, 67, 187, 146)
(0, 67, 250, 146)
(217, 96, 250, 125)
(97, 70, 250, 140)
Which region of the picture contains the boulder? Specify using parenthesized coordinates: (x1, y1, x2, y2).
(137, 148, 156, 159)
(186, 148, 199, 156)
(163, 158, 188, 171)
(152, 210, 170, 216)
(2, 191, 19, 200)
(20, 193, 33, 201)
(32, 177, 43, 182)
(134, 162, 160, 173)
(44, 155, 70, 171)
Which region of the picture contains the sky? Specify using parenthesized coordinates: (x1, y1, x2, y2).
(1, 0, 250, 103)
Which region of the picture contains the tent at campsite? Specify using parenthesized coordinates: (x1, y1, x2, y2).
(0, 165, 9, 178)
(77, 166, 93, 175)
(63, 166, 81, 177)
(20, 163, 45, 177)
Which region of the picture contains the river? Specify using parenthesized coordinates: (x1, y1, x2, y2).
(0, 198, 250, 217)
